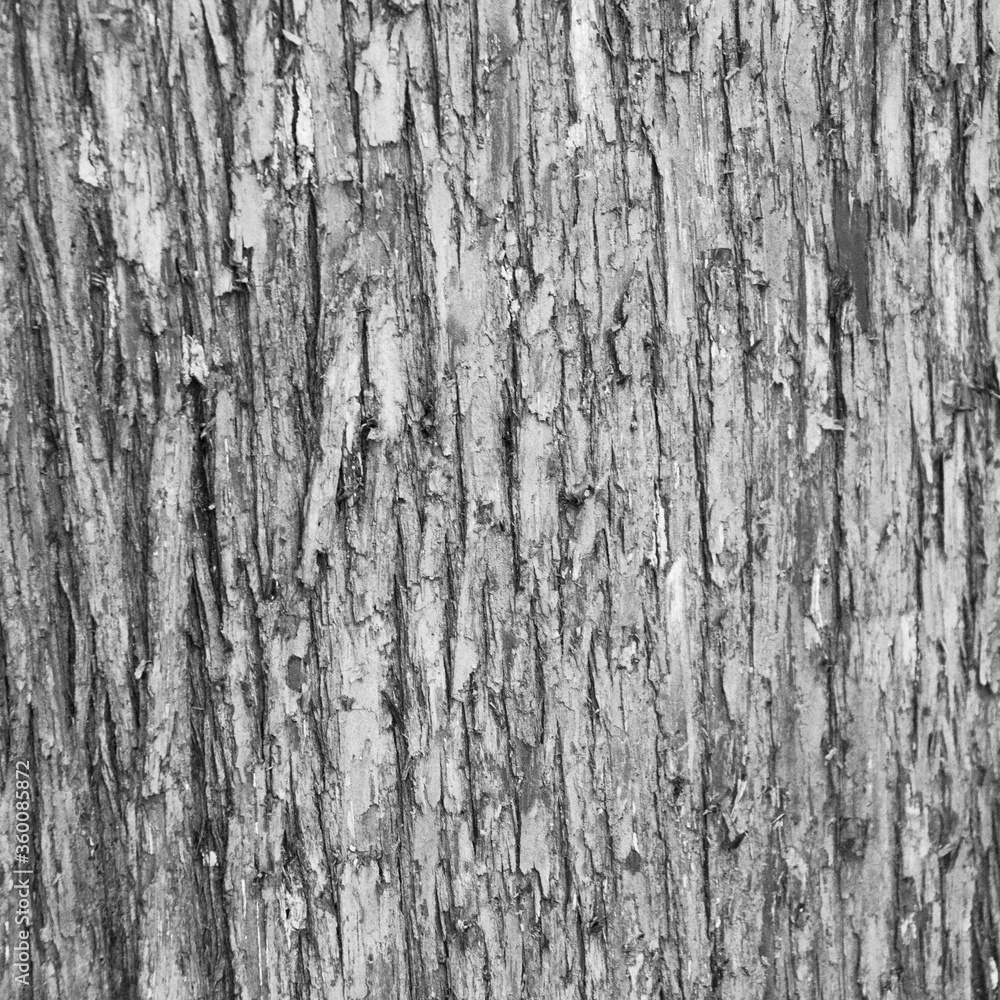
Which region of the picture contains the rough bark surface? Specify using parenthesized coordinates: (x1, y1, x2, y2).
(2, 0, 1000, 998)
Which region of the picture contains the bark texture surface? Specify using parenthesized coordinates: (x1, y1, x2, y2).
(3, 0, 1000, 998)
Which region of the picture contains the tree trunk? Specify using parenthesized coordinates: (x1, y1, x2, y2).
(3, 0, 1000, 997)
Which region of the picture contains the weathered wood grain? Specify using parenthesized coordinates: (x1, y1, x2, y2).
(2, 0, 1000, 997)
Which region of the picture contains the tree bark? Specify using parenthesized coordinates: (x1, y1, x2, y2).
(2, 0, 1000, 997)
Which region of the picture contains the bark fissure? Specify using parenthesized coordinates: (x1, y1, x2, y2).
(4, 0, 1000, 997)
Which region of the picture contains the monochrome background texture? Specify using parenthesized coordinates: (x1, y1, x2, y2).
(3, 0, 1000, 998)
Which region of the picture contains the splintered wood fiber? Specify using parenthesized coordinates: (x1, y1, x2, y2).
(2, 1, 1000, 998)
